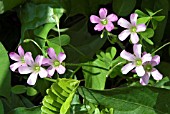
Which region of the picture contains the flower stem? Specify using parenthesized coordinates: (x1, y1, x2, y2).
(44, 78, 57, 83)
(152, 42, 170, 54)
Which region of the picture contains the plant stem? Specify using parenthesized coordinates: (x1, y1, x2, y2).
(152, 42, 170, 54)
(44, 78, 57, 83)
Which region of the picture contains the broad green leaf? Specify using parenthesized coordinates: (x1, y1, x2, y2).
(41, 78, 80, 114)
(143, 38, 154, 45)
(140, 28, 154, 39)
(135, 9, 148, 17)
(151, 19, 158, 30)
(48, 34, 70, 46)
(112, 0, 136, 16)
(137, 17, 150, 24)
(0, 99, 4, 114)
(8, 106, 41, 114)
(0, 42, 11, 98)
(11, 85, 27, 94)
(0, 0, 24, 14)
(26, 87, 38, 96)
(34, 23, 56, 39)
(78, 86, 170, 114)
(153, 16, 165, 21)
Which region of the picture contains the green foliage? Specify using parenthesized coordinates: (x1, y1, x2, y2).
(11, 85, 27, 94)
(48, 35, 70, 46)
(41, 78, 80, 114)
(0, 99, 4, 114)
(139, 28, 154, 45)
(8, 106, 41, 114)
(78, 86, 170, 114)
(112, 0, 136, 16)
(0, 42, 11, 99)
(26, 87, 38, 96)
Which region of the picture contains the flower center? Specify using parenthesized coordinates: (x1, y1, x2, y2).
(100, 19, 108, 25)
(34, 65, 40, 72)
(20, 57, 25, 63)
(135, 58, 142, 66)
(144, 63, 153, 72)
(53, 60, 60, 67)
(131, 26, 137, 33)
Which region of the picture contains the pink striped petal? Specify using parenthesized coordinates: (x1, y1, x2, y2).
(9, 52, 20, 61)
(39, 67, 48, 78)
(135, 66, 145, 76)
(140, 73, 150, 85)
(118, 30, 131, 41)
(136, 24, 146, 32)
(130, 13, 138, 26)
(56, 65, 66, 74)
(94, 23, 104, 31)
(120, 50, 135, 61)
(47, 66, 55, 77)
(24, 52, 34, 66)
(151, 55, 160, 66)
(121, 63, 135, 74)
(105, 22, 114, 31)
(35, 55, 44, 66)
(90, 15, 100, 23)
(133, 44, 142, 58)
(99, 8, 107, 19)
(118, 18, 131, 28)
(18, 66, 32, 74)
(18, 46, 24, 56)
(107, 14, 118, 22)
(142, 54, 152, 63)
(151, 68, 163, 80)
(10, 62, 22, 72)
(47, 48, 57, 59)
(57, 52, 66, 63)
(27, 72, 38, 85)
(130, 33, 139, 44)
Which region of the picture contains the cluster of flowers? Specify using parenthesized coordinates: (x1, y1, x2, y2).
(90, 8, 162, 85)
(9, 46, 66, 85)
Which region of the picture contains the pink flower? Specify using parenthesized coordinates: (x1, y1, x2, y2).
(18, 53, 48, 85)
(118, 13, 146, 44)
(140, 55, 163, 85)
(9, 46, 27, 72)
(120, 44, 152, 76)
(45, 48, 66, 77)
(90, 8, 118, 31)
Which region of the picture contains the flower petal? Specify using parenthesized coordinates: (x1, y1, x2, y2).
(90, 15, 100, 23)
(47, 66, 55, 77)
(140, 73, 150, 85)
(151, 55, 160, 66)
(35, 55, 44, 66)
(130, 13, 138, 26)
(130, 33, 139, 44)
(121, 63, 135, 74)
(18, 66, 32, 74)
(135, 66, 145, 76)
(56, 65, 66, 74)
(10, 62, 22, 72)
(39, 67, 48, 78)
(151, 68, 163, 80)
(136, 24, 146, 32)
(9, 52, 20, 61)
(27, 72, 38, 85)
(47, 48, 57, 59)
(120, 50, 135, 61)
(57, 52, 66, 63)
(42, 58, 52, 66)
(105, 22, 114, 31)
(94, 23, 104, 31)
(18, 45, 24, 56)
(118, 30, 131, 41)
(107, 14, 118, 22)
(133, 44, 142, 58)
(117, 18, 131, 28)
(142, 53, 152, 63)
(99, 8, 107, 19)
(24, 52, 34, 66)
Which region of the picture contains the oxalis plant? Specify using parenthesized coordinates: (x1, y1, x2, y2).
(1, 0, 170, 114)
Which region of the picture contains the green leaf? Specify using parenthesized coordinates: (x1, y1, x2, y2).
(41, 78, 80, 114)
(34, 23, 56, 39)
(8, 106, 41, 114)
(0, 0, 24, 14)
(11, 85, 27, 94)
(48, 35, 70, 46)
(137, 17, 150, 24)
(78, 86, 170, 114)
(0, 42, 11, 98)
(140, 28, 154, 39)
(0, 99, 4, 114)
(112, 0, 136, 16)
(135, 9, 148, 17)
(26, 87, 38, 96)
(153, 16, 165, 21)
(157, 62, 170, 77)
(47, 41, 64, 55)
(143, 38, 154, 45)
